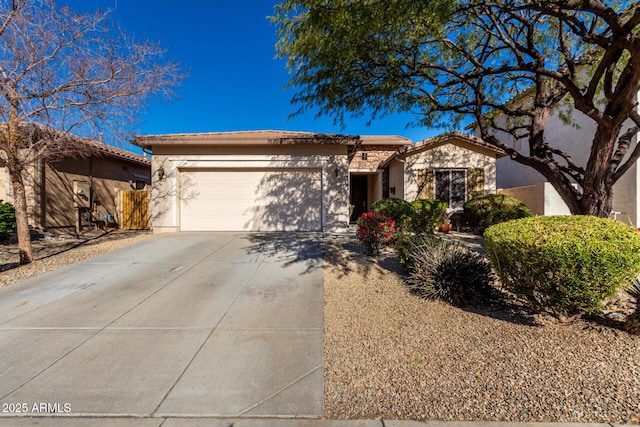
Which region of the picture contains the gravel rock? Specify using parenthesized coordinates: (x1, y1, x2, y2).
(0, 230, 152, 287)
(323, 235, 640, 423)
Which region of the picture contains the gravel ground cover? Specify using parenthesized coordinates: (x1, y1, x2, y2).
(322, 234, 640, 423)
(0, 230, 152, 287)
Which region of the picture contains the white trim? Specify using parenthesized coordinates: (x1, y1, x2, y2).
(173, 159, 326, 169)
(349, 168, 380, 173)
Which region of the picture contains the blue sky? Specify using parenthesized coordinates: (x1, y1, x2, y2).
(64, 1, 443, 152)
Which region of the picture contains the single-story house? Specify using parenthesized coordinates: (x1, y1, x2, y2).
(1, 136, 151, 231)
(134, 130, 504, 233)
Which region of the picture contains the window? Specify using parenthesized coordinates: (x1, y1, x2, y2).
(361, 152, 368, 160)
(435, 170, 466, 209)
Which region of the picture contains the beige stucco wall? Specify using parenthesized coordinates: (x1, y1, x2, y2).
(498, 182, 571, 216)
(388, 161, 404, 199)
(0, 166, 6, 202)
(366, 173, 383, 210)
(403, 141, 497, 202)
(0, 162, 45, 225)
(612, 162, 638, 226)
(150, 144, 350, 233)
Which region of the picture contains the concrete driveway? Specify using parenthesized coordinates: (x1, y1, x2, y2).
(0, 232, 324, 419)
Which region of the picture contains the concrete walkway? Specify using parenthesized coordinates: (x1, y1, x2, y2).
(0, 232, 323, 419)
(0, 418, 631, 426)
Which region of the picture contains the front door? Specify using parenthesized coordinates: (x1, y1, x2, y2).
(350, 174, 368, 222)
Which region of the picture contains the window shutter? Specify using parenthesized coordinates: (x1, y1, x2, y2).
(467, 168, 485, 199)
(418, 168, 435, 200)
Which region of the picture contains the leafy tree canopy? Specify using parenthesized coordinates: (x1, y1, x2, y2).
(273, 0, 640, 217)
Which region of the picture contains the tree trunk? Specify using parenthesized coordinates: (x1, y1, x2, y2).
(7, 162, 33, 265)
(580, 183, 614, 218)
(579, 123, 619, 218)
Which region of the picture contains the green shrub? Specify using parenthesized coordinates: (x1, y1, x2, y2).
(464, 194, 532, 232)
(394, 232, 445, 270)
(371, 198, 415, 231)
(411, 199, 448, 233)
(484, 215, 640, 320)
(406, 242, 493, 306)
(0, 200, 17, 240)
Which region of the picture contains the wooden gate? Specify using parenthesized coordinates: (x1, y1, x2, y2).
(121, 190, 149, 229)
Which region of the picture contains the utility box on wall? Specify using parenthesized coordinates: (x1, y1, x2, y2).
(73, 180, 91, 208)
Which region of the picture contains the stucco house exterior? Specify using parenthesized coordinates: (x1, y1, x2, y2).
(1, 137, 151, 231)
(487, 91, 640, 227)
(135, 130, 503, 233)
(134, 131, 357, 233)
(384, 132, 506, 210)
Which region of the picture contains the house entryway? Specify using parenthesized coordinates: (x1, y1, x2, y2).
(350, 174, 368, 222)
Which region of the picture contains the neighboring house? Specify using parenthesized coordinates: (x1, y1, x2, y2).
(134, 130, 501, 233)
(383, 132, 506, 210)
(1, 137, 151, 231)
(487, 94, 640, 226)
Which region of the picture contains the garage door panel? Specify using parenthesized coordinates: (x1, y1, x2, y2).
(179, 168, 322, 231)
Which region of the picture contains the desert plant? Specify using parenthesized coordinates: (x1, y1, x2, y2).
(356, 211, 396, 256)
(370, 198, 414, 231)
(0, 200, 17, 240)
(411, 199, 447, 233)
(625, 279, 640, 335)
(485, 215, 640, 321)
(464, 194, 532, 233)
(394, 232, 445, 271)
(406, 242, 493, 306)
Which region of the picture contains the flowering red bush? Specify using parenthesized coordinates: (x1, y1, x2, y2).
(356, 211, 396, 255)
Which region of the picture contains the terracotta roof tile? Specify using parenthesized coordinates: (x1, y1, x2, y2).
(133, 130, 410, 148)
(381, 131, 507, 167)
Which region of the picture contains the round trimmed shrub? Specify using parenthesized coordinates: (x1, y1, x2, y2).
(464, 194, 532, 232)
(371, 198, 414, 231)
(406, 242, 493, 307)
(0, 201, 17, 240)
(484, 215, 640, 320)
(411, 199, 447, 233)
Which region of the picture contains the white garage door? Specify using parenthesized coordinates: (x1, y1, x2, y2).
(179, 168, 322, 231)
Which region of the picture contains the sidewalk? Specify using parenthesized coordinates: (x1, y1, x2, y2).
(0, 417, 635, 426)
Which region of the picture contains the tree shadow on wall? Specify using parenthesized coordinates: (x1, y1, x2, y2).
(403, 144, 497, 202)
(151, 158, 199, 228)
(243, 164, 406, 279)
(242, 168, 324, 275)
(244, 168, 322, 231)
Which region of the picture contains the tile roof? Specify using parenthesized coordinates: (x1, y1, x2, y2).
(79, 137, 150, 166)
(8, 123, 150, 166)
(381, 131, 507, 167)
(133, 130, 410, 148)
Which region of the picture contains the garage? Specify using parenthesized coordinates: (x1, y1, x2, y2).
(134, 130, 352, 234)
(179, 167, 322, 231)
